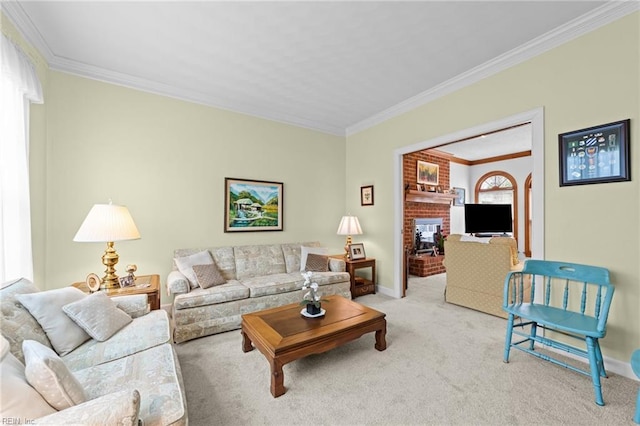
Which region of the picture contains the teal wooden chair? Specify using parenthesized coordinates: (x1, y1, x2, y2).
(503, 260, 615, 406)
(632, 349, 640, 423)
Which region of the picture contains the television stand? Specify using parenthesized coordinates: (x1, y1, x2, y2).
(472, 233, 512, 238)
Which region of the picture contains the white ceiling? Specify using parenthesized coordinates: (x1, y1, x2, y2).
(2, 1, 635, 155)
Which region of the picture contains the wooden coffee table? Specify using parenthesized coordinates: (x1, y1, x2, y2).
(241, 295, 386, 397)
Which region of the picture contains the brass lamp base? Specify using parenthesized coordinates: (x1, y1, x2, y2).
(100, 241, 121, 290)
(344, 235, 353, 259)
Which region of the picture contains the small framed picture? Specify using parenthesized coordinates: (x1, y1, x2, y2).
(361, 185, 374, 206)
(118, 275, 135, 288)
(349, 243, 366, 260)
(436, 185, 444, 193)
(452, 187, 465, 206)
(427, 185, 437, 192)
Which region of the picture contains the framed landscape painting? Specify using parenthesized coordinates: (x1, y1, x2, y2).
(224, 178, 283, 232)
(417, 160, 439, 185)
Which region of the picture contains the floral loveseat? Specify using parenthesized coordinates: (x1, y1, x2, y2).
(168, 242, 352, 343)
(0, 277, 187, 425)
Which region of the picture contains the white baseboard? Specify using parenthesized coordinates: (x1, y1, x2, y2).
(544, 345, 638, 381)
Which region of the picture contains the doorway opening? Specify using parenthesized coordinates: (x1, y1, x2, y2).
(394, 108, 545, 298)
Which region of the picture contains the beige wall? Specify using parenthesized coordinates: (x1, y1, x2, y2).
(346, 13, 640, 362)
(41, 72, 346, 297)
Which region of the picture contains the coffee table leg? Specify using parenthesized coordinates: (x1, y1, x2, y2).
(270, 358, 285, 397)
(375, 321, 387, 351)
(241, 330, 254, 353)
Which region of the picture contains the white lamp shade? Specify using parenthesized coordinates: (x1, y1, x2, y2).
(336, 216, 363, 235)
(73, 204, 141, 242)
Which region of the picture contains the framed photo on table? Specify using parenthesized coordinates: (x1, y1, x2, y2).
(349, 243, 366, 260)
(559, 119, 630, 187)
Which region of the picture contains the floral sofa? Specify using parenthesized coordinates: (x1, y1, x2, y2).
(0, 277, 187, 425)
(168, 242, 352, 343)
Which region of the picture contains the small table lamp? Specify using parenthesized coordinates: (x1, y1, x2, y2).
(336, 215, 362, 259)
(73, 203, 141, 290)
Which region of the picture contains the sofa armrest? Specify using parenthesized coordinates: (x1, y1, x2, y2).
(34, 389, 140, 425)
(112, 294, 150, 318)
(329, 257, 346, 273)
(167, 271, 190, 296)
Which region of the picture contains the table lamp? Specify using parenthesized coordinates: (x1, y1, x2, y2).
(73, 203, 141, 290)
(336, 215, 362, 259)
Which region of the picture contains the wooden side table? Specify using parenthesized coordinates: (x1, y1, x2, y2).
(72, 274, 161, 311)
(332, 256, 376, 298)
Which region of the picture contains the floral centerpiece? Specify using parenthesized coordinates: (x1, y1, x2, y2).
(300, 271, 327, 316)
(435, 232, 447, 255)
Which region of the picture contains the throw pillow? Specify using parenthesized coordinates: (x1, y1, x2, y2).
(22, 339, 87, 411)
(62, 292, 132, 342)
(16, 287, 91, 356)
(192, 263, 226, 289)
(305, 253, 329, 272)
(1, 349, 56, 419)
(300, 246, 329, 272)
(174, 250, 214, 289)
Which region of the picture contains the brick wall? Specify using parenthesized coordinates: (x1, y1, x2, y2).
(403, 152, 451, 251)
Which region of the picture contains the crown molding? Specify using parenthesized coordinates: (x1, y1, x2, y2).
(4, 1, 636, 138)
(346, 1, 639, 137)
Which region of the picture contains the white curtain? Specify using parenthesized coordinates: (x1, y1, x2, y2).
(0, 34, 43, 282)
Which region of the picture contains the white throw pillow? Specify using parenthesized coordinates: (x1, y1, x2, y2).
(23, 339, 87, 411)
(63, 292, 132, 342)
(0, 349, 56, 419)
(174, 250, 214, 289)
(16, 288, 91, 356)
(300, 246, 329, 272)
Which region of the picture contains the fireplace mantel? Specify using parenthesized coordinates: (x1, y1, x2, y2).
(405, 190, 457, 205)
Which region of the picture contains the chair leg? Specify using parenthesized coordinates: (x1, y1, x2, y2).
(593, 339, 607, 378)
(634, 388, 640, 424)
(503, 314, 514, 363)
(529, 322, 537, 351)
(586, 336, 605, 406)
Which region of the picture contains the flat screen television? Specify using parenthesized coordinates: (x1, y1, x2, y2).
(464, 204, 513, 235)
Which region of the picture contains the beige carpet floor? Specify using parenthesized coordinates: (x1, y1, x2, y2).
(174, 273, 638, 425)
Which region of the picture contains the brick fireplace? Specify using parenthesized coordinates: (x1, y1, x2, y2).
(404, 151, 450, 277)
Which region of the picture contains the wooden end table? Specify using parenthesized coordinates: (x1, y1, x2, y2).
(241, 295, 386, 397)
(72, 274, 161, 311)
(331, 256, 376, 297)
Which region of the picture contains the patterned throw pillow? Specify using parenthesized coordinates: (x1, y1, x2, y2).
(305, 253, 329, 272)
(23, 339, 87, 410)
(192, 263, 226, 289)
(174, 250, 214, 289)
(62, 292, 132, 342)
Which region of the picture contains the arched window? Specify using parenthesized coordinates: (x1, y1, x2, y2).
(474, 172, 518, 242)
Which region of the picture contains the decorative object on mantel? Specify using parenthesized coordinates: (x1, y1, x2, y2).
(417, 160, 439, 185)
(361, 185, 374, 206)
(336, 215, 363, 259)
(558, 119, 630, 187)
(73, 202, 141, 290)
(300, 271, 326, 317)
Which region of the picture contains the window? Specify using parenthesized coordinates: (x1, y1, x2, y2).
(0, 35, 43, 282)
(474, 172, 518, 241)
